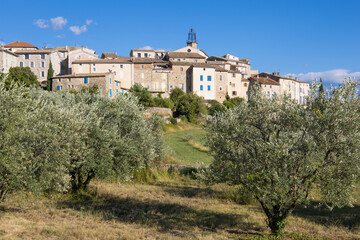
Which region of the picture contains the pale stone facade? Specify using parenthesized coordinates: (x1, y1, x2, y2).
(15, 49, 61, 84)
(0, 48, 18, 73)
(51, 72, 120, 98)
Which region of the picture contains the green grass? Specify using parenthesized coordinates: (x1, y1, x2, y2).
(164, 127, 213, 166)
(0, 173, 358, 240)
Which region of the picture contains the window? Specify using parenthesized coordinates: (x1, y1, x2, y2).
(41, 62, 45, 68)
(220, 75, 222, 80)
(144, 53, 148, 58)
(194, 60, 198, 63)
(208, 85, 211, 91)
(200, 75, 203, 81)
(110, 78, 112, 84)
(137, 53, 141, 57)
(243, 83, 248, 87)
(57, 86, 62, 90)
(109, 89, 112, 97)
(233, 73, 236, 78)
(180, 84, 184, 90)
(84, 77, 89, 84)
(72, 85, 74, 88)
(116, 82, 118, 87)
(41, 71, 45, 77)
(41, 54, 46, 59)
(170, 85, 173, 89)
(120, 64, 123, 68)
(19, 62, 24, 67)
(266, 91, 271, 98)
(122, 89, 124, 94)
(200, 85, 203, 91)
(25, 54, 29, 59)
(180, 74, 183, 80)
(219, 87, 222, 90)
(30, 62, 34, 68)
(93, 68, 96, 72)
(116, 89, 119, 95)
(207, 76, 211, 81)
(140, 65, 144, 69)
(187, 49, 191, 52)
(232, 91, 237, 96)
(177, 59, 180, 61)
(180, 67, 183, 71)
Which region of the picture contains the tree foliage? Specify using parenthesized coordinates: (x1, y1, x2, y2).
(129, 83, 155, 107)
(46, 61, 54, 91)
(0, 83, 164, 199)
(3, 67, 39, 89)
(204, 79, 360, 236)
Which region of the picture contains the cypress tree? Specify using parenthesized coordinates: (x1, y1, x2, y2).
(46, 61, 54, 91)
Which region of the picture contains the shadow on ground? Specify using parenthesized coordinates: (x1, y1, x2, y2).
(293, 200, 360, 230)
(57, 187, 264, 236)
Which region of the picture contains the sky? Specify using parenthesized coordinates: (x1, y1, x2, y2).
(1, 0, 359, 85)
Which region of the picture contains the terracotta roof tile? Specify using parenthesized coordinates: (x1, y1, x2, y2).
(3, 41, 37, 48)
(101, 52, 118, 59)
(73, 57, 131, 64)
(249, 76, 280, 85)
(167, 52, 206, 59)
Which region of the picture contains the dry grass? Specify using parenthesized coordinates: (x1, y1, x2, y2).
(0, 174, 359, 240)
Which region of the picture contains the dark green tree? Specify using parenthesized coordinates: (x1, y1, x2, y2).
(46, 61, 54, 91)
(4, 67, 38, 89)
(205, 79, 360, 237)
(129, 83, 155, 107)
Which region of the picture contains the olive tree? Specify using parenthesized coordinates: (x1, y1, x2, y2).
(205, 79, 360, 236)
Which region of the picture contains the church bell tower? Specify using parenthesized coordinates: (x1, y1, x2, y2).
(187, 27, 198, 49)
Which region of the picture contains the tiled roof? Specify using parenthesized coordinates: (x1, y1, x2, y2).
(15, 49, 56, 54)
(167, 52, 206, 59)
(249, 76, 280, 85)
(46, 46, 82, 52)
(0, 47, 19, 57)
(259, 72, 309, 84)
(208, 56, 249, 64)
(101, 52, 118, 59)
(170, 61, 227, 72)
(73, 57, 131, 64)
(132, 58, 169, 64)
(3, 41, 37, 48)
(52, 73, 111, 78)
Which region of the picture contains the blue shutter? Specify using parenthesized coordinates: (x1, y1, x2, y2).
(84, 77, 88, 84)
(110, 78, 112, 84)
(116, 82, 118, 87)
(57, 86, 61, 90)
(200, 75, 203, 81)
(122, 89, 124, 94)
(200, 85, 203, 91)
(109, 89, 112, 97)
(208, 85, 211, 91)
(116, 89, 118, 95)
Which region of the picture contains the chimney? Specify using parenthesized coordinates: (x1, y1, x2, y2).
(295, 77, 298, 80)
(277, 72, 280, 75)
(273, 71, 276, 75)
(115, 51, 117, 56)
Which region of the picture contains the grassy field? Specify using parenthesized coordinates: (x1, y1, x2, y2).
(163, 123, 213, 166)
(0, 170, 359, 240)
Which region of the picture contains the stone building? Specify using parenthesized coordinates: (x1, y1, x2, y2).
(0, 47, 18, 73)
(51, 72, 120, 98)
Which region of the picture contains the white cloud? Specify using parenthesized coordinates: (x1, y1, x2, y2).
(86, 19, 93, 25)
(0, 41, 5, 46)
(140, 46, 154, 50)
(286, 69, 360, 84)
(56, 34, 65, 39)
(50, 16, 68, 30)
(69, 25, 88, 35)
(34, 19, 49, 28)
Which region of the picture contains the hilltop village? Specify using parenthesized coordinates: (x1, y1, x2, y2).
(0, 28, 310, 104)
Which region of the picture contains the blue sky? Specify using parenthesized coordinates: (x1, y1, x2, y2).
(1, 0, 359, 84)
